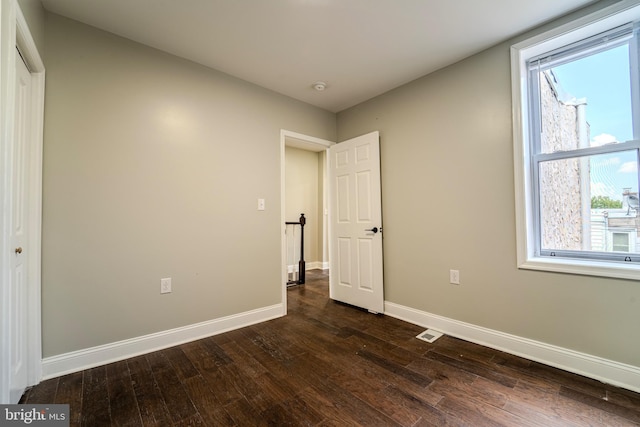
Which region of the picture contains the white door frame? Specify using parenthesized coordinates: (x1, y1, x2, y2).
(280, 130, 333, 314)
(0, 0, 45, 403)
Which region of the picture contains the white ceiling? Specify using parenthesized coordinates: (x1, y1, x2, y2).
(40, 0, 597, 113)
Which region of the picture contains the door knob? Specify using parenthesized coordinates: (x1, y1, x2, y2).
(365, 227, 379, 234)
(15, 247, 23, 254)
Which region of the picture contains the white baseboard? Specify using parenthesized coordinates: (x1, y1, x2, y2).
(306, 261, 327, 270)
(41, 303, 284, 380)
(384, 301, 640, 393)
(287, 261, 327, 272)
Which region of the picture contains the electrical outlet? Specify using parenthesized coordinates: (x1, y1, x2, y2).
(449, 270, 460, 285)
(161, 277, 172, 294)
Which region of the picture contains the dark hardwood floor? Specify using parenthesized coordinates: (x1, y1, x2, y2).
(21, 269, 640, 426)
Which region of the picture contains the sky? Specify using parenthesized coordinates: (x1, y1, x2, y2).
(551, 43, 638, 202)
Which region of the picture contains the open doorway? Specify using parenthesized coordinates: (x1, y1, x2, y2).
(280, 130, 333, 314)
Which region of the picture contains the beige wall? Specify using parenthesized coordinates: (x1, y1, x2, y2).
(42, 13, 335, 357)
(285, 146, 323, 266)
(17, 0, 45, 55)
(336, 2, 640, 367)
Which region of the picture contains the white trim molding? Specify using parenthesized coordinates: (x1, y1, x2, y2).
(0, 0, 45, 403)
(287, 261, 326, 272)
(42, 304, 283, 380)
(385, 301, 640, 394)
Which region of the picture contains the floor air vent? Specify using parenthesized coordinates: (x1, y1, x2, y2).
(416, 329, 443, 343)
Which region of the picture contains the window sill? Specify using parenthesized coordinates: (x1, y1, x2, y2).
(520, 256, 640, 281)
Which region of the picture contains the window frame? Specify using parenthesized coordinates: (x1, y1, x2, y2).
(511, 0, 640, 280)
(611, 231, 632, 252)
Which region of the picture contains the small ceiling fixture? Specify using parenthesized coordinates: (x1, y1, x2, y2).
(312, 81, 327, 91)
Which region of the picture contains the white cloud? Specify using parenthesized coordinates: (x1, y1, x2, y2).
(618, 161, 638, 173)
(591, 181, 619, 199)
(596, 156, 621, 167)
(590, 133, 618, 147)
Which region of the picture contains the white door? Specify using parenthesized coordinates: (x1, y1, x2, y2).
(329, 131, 383, 313)
(9, 52, 31, 403)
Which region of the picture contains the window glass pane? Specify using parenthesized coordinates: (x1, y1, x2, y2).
(612, 233, 630, 251)
(539, 150, 639, 254)
(536, 44, 633, 154)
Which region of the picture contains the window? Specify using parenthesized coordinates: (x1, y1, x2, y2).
(512, 1, 640, 280)
(612, 232, 630, 252)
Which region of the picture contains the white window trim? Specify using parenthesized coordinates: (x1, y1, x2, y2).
(511, 0, 640, 281)
(610, 230, 635, 252)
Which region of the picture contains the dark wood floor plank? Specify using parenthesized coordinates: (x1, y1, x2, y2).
(172, 413, 205, 426)
(502, 398, 592, 427)
(313, 378, 402, 426)
(221, 363, 277, 414)
(279, 314, 363, 370)
(219, 340, 268, 379)
(182, 375, 235, 426)
(289, 297, 370, 332)
(223, 397, 264, 426)
(359, 318, 426, 349)
(432, 335, 503, 364)
(147, 351, 197, 424)
(200, 364, 245, 407)
(606, 384, 640, 412)
(248, 321, 309, 361)
(297, 382, 394, 427)
(81, 366, 111, 427)
(345, 327, 419, 367)
(25, 377, 59, 404)
(278, 392, 326, 426)
(198, 337, 235, 367)
(438, 394, 541, 427)
(424, 349, 517, 388)
(258, 403, 303, 427)
(127, 355, 173, 427)
(54, 371, 83, 427)
(295, 311, 344, 336)
(20, 270, 640, 427)
(488, 350, 569, 396)
(231, 330, 313, 393)
(330, 371, 422, 426)
(490, 360, 563, 395)
(597, 411, 640, 427)
(516, 360, 609, 397)
(284, 352, 403, 426)
(492, 349, 534, 370)
(180, 340, 222, 375)
(381, 385, 451, 427)
(388, 336, 436, 360)
(503, 381, 610, 427)
(428, 375, 508, 410)
(560, 385, 640, 425)
(106, 360, 143, 427)
(407, 352, 477, 387)
(181, 340, 244, 406)
(350, 357, 445, 408)
(357, 348, 433, 387)
(162, 346, 200, 381)
(251, 371, 303, 407)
